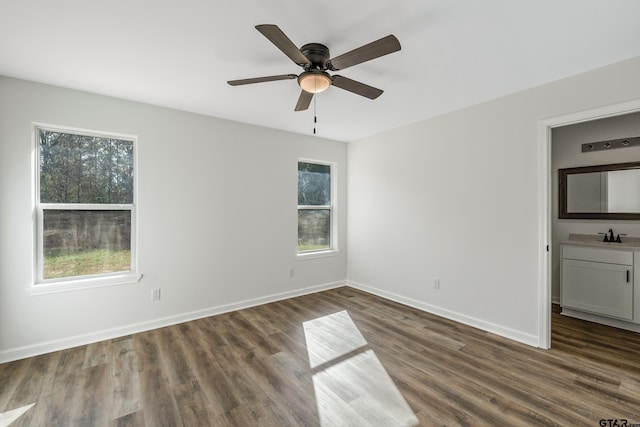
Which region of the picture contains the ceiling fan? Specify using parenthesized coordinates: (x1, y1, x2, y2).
(227, 24, 401, 111)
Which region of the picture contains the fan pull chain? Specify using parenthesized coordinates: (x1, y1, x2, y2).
(313, 83, 318, 135)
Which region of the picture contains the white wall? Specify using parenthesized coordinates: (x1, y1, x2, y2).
(347, 56, 640, 346)
(0, 76, 347, 362)
(551, 111, 640, 302)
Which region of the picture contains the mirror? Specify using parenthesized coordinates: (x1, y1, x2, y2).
(559, 161, 640, 219)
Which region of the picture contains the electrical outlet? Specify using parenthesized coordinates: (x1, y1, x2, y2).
(433, 278, 440, 289)
(151, 288, 161, 301)
(288, 267, 295, 277)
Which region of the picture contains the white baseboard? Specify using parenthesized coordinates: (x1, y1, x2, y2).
(0, 281, 345, 364)
(1, 279, 545, 363)
(346, 280, 540, 348)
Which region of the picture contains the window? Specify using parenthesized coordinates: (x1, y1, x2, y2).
(298, 161, 334, 254)
(34, 125, 137, 287)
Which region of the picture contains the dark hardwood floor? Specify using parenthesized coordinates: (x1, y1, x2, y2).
(1, 287, 640, 426)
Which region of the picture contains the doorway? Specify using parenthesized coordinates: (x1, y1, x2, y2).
(539, 99, 640, 349)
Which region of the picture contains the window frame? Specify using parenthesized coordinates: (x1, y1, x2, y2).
(30, 123, 141, 294)
(297, 159, 338, 258)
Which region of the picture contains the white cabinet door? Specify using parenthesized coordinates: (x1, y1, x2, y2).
(561, 259, 633, 320)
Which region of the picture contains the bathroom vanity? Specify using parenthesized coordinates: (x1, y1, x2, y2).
(560, 233, 640, 332)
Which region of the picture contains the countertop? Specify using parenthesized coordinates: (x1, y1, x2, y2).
(561, 233, 640, 250)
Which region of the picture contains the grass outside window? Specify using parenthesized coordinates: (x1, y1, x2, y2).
(44, 249, 131, 279)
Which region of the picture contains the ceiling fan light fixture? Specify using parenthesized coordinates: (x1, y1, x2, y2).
(298, 71, 331, 94)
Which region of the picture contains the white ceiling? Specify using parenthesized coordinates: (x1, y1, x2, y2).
(1, 0, 639, 142)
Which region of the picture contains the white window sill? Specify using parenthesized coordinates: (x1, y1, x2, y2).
(297, 249, 340, 260)
(26, 272, 143, 295)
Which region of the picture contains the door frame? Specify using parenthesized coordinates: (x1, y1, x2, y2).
(538, 99, 640, 349)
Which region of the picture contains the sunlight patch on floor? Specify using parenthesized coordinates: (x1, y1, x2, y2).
(303, 310, 367, 368)
(303, 311, 418, 427)
(0, 403, 35, 427)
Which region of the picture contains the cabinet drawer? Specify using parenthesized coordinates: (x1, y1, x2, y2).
(562, 245, 632, 265)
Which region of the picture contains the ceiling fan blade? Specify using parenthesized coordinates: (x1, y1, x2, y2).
(295, 90, 313, 111)
(329, 35, 401, 71)
(331, 75, 383, 99)
(227, 74, 297, 86)
(255, 24, 311, 67)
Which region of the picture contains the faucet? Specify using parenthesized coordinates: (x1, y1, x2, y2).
(602, 228, 615, 242)
(602, 228, 625, 243)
